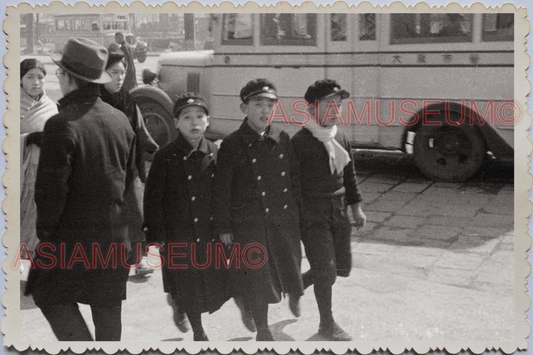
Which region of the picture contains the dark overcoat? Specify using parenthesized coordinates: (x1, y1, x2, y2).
(25, 86, 136, 308)
(144, 133, 229, 314)
(213, 119, 304, 304)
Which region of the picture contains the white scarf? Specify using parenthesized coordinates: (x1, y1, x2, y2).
(305, 122, 351, 175)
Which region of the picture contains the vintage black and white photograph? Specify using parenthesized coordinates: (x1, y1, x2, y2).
(2, 2, 530, 354)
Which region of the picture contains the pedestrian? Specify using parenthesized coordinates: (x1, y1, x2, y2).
(291, 79, 367, 341)
(114, 32, 137, 92)
(24, 37, 136, 341)
(100, 51, 158, 276)
(143, 93, 230, 341)
(20, 59, 58, 256)
(213, 78, 304, 341)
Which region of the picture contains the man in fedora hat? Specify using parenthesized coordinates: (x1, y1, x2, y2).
(25, 37, 137, 341)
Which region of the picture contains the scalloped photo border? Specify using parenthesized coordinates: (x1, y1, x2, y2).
(2, 1, 531, 354)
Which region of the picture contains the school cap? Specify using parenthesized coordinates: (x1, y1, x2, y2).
(240, 78, 278, 102)
(173, 92, 209, 117)
(304, 79, 350, 104)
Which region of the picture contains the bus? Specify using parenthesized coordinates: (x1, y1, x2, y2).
(51, 13, 147, 62)
(135, 13, 515, 181)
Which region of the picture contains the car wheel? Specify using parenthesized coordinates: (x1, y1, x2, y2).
(136, 98, 176, 149)
(413, 121, 486, 181)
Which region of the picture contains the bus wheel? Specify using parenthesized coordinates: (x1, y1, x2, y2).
(413, 123, 486, 181)
(137, 52, 147, 63)
(137, 98, 176, 150)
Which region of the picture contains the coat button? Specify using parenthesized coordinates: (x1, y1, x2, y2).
(188, 175, 192, 180)
(261, 191, 266, 196)
(257, 176, 261, 180)
(284, 204, 288, 209)
(183, 156, 187, 161)
(281, 171, 286, 176)
(265, 208, 269, 213)
(283, 188, 288, 193)
(197, 238, 201, 242)
(252, 158, 257, 163)
(194, 218, 198, 223)
(279, 154, 284, 159)
(191, 196, 196, 201)
(211, 173, 215, 178)
(210, 216, 213, 221)
(248, 144, 252, 147)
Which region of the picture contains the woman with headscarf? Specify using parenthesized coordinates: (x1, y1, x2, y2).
(99, 51, 157, 275)
(20, 58, 58, 255)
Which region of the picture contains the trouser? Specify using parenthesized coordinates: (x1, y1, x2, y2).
(40, 302, 122, 341)
(300, 194, 352, 289)
(300, 194, 352, 325)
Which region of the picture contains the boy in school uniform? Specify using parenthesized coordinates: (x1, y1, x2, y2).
(291, 79, 367, 341)
(143, 93, 230, 341)
(213, 79, 304, 341)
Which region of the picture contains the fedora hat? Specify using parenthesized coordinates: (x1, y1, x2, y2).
(51, 38, 112, 84)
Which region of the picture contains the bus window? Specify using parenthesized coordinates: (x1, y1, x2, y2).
(103, 22, 111, 30)
(359, 13, 376, 41)
(391, 13, 472, 44)
(74, 19, 82, 31)
(92, 22, 99, 31)
(64, 19, 72, 31)
(483, 14, 514, 41)
(56, 19, 65, 31)
(330, 14, 347, 41)
(260, 14, 316, 45)
(221, 14, 253, 45)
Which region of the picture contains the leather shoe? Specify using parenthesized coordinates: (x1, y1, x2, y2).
(256, 328, 274, 341)
(193, 331, 209, 341)
(167, 294, 190, 333)
(318, 321, 352, 341)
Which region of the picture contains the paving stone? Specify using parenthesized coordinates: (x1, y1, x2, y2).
(399, 201, 478, 219)
(499, 231, 515, 244)
(471, 213, 514, 228)
(414, 192, 492, 206)
(430, 182, 464, 189)
(482, 195, 514, 215)
(471, 281, 515, 296)
(394, 240, 450, 257)
(434, 252, 487, 270)
(385, 215, 426, 228)
(361, 192, 381, 204)
(426, 267, 476, 288)
(426, 216, 472, 228)
(353, 241, 398, 255)
(366, 199, 408, 213)
(379, 191, 418, 203)
(358, 181, 395, 194)
(462, 226, 510, 238)
(489, 249, 514, 264)
(448, 235, 501, 255)
(365, 211, 392, 223)
(388, 250, 441, 268)
(390, 182, 432, 193)
(475, 260, 514, 285)
(371, 227, 416, 243)
(354, 221, 378, 238)
(415, 225, 462, 241)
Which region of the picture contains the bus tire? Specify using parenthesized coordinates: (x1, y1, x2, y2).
(137, 51, 147, 63)
(413, 123, 486, 181)
(136, 98, 176, 149)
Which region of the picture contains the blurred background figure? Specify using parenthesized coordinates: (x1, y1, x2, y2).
(114, 32, 137, 92)
(100, 51, 158, 276)
(20, 58, 58, 258)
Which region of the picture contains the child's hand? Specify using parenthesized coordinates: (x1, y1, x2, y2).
(350, 204, 367, 229)
(220, 233, 234, 245)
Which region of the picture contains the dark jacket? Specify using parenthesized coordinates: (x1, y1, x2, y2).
(291, 127, 362, 205)
(144, 133, 229, 313)
(26, 86, 136, 307)
(213, 119, 304, 304)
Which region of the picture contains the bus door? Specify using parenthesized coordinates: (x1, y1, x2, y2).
(326, 14, 380, 148)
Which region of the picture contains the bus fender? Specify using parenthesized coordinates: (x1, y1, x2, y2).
(130, 86, 174, 114)
(401, 102, 513, 161)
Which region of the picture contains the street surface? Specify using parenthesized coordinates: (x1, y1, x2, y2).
(15, 54, 515, 345)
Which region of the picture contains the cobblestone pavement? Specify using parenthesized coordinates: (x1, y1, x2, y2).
(14, 153, 517, 349)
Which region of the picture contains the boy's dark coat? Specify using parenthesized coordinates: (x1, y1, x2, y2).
(213, 120, 304, 304)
